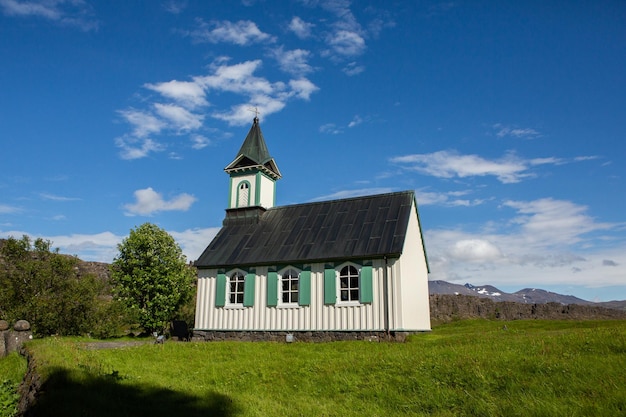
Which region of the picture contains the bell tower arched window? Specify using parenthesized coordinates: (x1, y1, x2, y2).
(237, 181, 250, 207)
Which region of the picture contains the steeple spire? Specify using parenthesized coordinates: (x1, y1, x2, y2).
(224, 117, 281, 210)
(225, 117, 281, 179)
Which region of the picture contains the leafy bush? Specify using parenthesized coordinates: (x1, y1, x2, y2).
(111, 223, 196, 334)
(0, 236, 109, 336)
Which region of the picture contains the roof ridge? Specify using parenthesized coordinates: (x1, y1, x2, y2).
(267, 190, 414, 211)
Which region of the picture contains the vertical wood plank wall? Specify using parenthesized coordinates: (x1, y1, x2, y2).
(196, 259, 401, 331)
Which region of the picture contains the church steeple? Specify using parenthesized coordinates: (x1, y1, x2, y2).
(225, 117, 281, 210)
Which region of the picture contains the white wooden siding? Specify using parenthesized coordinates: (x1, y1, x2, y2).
(195, 261, 390, 331)
(396, 199, 431, 331)
(258, 174, 275, 208)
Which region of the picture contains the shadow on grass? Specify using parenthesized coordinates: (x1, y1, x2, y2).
(25, 368, 239, 417)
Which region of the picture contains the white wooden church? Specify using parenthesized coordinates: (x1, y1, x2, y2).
(193, 117, 431, 340)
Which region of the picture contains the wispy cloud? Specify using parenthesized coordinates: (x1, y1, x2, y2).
(415, 189, 485, 207)
(123, 187, 197, 216)
(320, 114, 366, 134)
(198, 59, 318, 125)
(288, 16, 314, 39)
(348, 115, 362, 127)
(319, 123, 342, 135)
(426, 197, 625, 291)
(144, 79, 209, 109)
(391, 150, 529, 183)
(343, 62, 365, 76)
(162, 0, 187, 14)
(188, 19, 275, 45)
(493, 123, 541, 139)
(116, 58, 319, 158)
(39, 192, 80, 202)
(118, 109, 166, 138)
(0, 227, 220, 263)
(190, 134, 211, 150)
(390, 150, 568, 184)
(310, 187, 395, 202)
(270, 46, 314, 76)
(153, 103, 204, 131)
(115, 136, 164, 160)
(502, 198, 613, 247)
(0, 0, 98, 31)
(0, 204, 21, 214)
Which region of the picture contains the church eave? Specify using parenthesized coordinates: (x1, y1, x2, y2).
(224, 165, 281, 179)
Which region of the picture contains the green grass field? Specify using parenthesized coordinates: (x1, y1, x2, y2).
(7, 319, 626, 416)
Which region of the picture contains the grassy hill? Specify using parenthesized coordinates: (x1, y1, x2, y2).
(14, 319, 626, 417)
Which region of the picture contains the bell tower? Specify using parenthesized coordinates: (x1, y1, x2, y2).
(224, 117, 281, 210)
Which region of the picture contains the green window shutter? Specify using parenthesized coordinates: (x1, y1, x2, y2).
(267, 271, 278, 307)
(243, 273, 256, 307)
(215, 273, 226, 307)
(299, 270, 311, 306)
(324, 268, 336, 305)
(360, 265, 373, 304)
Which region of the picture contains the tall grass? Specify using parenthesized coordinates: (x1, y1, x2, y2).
(21, 320, 626, 416)
(0, 353, 27, 417)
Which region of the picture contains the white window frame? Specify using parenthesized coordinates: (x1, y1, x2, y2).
(278, 266, 300, 308)
(336, 262, 361, 306)
(227, 269, 246, 307)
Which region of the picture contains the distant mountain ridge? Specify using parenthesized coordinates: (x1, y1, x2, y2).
(428, 280, 626, 311)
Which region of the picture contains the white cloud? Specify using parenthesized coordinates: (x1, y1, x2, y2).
(0, 227, 219, 264)
(288, 16, 314, 39)
(153, 103, 203, 131)
(0, 204, 21, 214)
(170, 227, 221, 262)
(117, 58, 319, 153)
(163, 0, 187, 14)
(39, 193, 80, 201)
(493, 123, 541, 139)
(289, 78, 319, 100)
(348, 115, 362, 127)
(391, 150, 539, 184)
(190, 19, 275, 45)
(0, 0, 98, 31)
(197, 60, 276, 95)
(450, 239, 502, 262)
(319, 123, 342, 135)
(123, 187, 197, 216)
(271, 47, 314, 76)
(503, 198, 613, 247)
(311, 187, 395, 202)
(326, 29, 366, 56)
(415, 189, 485, 207)
(198, 59, 317, 125)
(425, 197, 625, 294)
(144, 79, 208, 109)
(190, 134, 211, 149)
(343, 62, 365, 76)
(115, 137, 164, 160)
(118, 109, 166, 138)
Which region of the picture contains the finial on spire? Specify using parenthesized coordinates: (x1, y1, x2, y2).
(248, 106, 261, 123)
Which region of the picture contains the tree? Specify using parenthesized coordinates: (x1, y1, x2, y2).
(0, 236, 105, 336)
(110, 223, 196, 334)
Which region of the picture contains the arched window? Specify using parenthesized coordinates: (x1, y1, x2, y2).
(339, 265, 359, 302)
(229, 271, 245, 304)
(281, 268, 299, 304)
(237, 181, 250, 207)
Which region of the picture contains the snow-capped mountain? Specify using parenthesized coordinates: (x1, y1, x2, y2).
(428, 280, 595, 305)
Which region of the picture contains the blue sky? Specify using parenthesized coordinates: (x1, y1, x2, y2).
(1, 0, 625, 301)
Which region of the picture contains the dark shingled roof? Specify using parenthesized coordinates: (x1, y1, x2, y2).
(195, 191, 419, 269)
